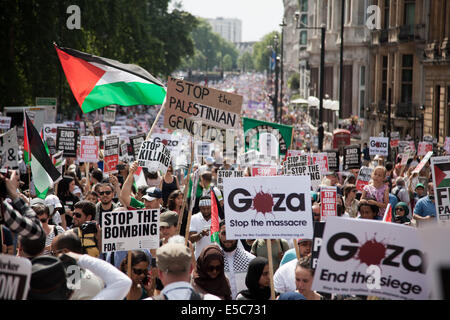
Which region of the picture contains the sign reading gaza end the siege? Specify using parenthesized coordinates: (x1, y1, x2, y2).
(223, 176, 313, 240)
(101, 209, 160, 253)
(0, 254, 32, 300)
(312, 216, 429, 300)
(137, 139, 171, 174)
(56, 127, 78, 157)
(369, 137, 389, 157)
(163, 77, 243, 143)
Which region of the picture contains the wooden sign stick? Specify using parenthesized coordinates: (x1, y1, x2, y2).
(266, 239, 276, 300)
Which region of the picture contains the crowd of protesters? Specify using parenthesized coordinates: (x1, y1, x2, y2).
(0, 73, 443, 301)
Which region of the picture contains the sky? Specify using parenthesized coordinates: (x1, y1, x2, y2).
(173, 0, 285, 42)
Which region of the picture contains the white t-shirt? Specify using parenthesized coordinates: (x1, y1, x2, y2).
(189, 212, 212, 260)
(273, 258, 297, 294)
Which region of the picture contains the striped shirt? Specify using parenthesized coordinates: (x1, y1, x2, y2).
(2, 197, 44, 240)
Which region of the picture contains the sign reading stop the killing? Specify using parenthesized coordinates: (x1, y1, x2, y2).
(320, 186, 337, 221)
(223, 176, 313, 240)
(79, 136, 99, 163)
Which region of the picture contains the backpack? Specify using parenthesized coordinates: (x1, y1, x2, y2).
(73, 227, 100, 258)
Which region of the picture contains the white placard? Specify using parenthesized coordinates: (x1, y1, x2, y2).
(101, 209, 160, 252)
(223, 176, 313, 240)
(217, 170, 244, 190)
(137, 139, 172, 174)
(0, 254, 32, 300)
(0, 116, 12, 130)
(312, 216, 429, 300)
(369, 137, 389, 156)
(0, 128, 18, 169)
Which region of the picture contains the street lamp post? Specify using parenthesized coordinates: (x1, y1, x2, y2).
(274, 35, 279, 123)
(295, 12, 326, 151)
(279, 19, 287, 124)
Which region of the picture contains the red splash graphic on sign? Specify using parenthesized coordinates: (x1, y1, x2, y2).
(161, 139, 168, 145)
(356, 237, 387, 266)
(252, 188, 274, 215)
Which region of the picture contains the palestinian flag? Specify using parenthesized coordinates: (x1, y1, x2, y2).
(54, 44, 166, 113)
(24, 111, 62, 199)
(210, 187, 220, 245)
(434, 162, 450, 188)
(133, 166, 147, 190)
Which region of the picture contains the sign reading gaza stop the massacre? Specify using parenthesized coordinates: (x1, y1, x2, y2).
(217, 170, 244, 190)
(223, 176, 313, 240)
(312, 216, 429, 300)
(0, 254, 32, 300)
(56, 127, 78, 157)
(101, 209, 160, 252)
(430, 156, 450, 223)
(163, 77, 243, 143)
(137, 139, 171, 174)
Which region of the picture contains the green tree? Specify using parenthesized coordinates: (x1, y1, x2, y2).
(222, 54, 233, 71)
(237, 51, 254, 72)
(252, 31, 280, 72)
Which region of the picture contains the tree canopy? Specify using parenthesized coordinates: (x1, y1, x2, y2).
(0, 0, 197, 116)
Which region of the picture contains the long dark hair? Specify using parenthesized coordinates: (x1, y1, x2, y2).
(167, 190, 183, 211)
(57, 176, 74, 197)
(119, 250, 149, 274)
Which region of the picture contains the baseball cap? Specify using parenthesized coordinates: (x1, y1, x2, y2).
(156, 242, 192, 274)
(29, 256, 70, 300)
(160, 210, 179, 227)
(142, 187, 162, 201)
(415, 183, 425, 190)
(205, 156, 214, 165)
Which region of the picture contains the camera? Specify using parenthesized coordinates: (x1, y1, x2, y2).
(80, 221, 98, 234)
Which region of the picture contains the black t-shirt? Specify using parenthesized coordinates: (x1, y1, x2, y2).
(59, 193, 80, 227)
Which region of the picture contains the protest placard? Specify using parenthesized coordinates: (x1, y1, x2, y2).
(137, 139, 171, 174)
(196, 142, 212, 157)
(243, 117, 293, 158)
(312, 216, 429, 300)
(390, 132, 400, 148)
(0, 254, 32, 300)
(217, 170, 244, 190)
(325, 150, 339, 172)
(310, 153, 329, 176)
(0, 116, 12, 130)
(0, 128, 18, 169)
(79, 136, 99, 163)
(238, 149, 260, 166)
(129, 133, 146, 159)
(286, 149, 304, 158)
(103, 105, 116, 122)
(343, 145, 361, 170)
(444, 137, 450, 154)
(418, 142, 433, 156)
(163, 77, 243, 143)
(356, 166, 373, 191)
(311, 222, 325, 270)
(283, 155, 309, 171)
(320, 186, 337, 221)
(430, 156, 450, 223)
(369, 137, 389, 156)
(56, 127, 78, 157)
(52, 151, 65, 175)
(418, 224, 450, 299)
(223, 176, 313, 240)
(284, 163, 321, 191)
(101, 209, 160, 252)
(412, 151, 433, 174)
(251, 165, 278, 177)
(103, 134, 119, 174)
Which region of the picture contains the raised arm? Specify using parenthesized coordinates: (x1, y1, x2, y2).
(119, 161, 138, 208)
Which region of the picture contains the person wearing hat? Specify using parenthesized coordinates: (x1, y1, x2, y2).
(160, 211, 181, 245)
(119, 162, 165, 211)
(189, 196, 214, 260)
(199, 156, 215, 175)
(148, 242, 220, 300)
(411, 183, 426, 212)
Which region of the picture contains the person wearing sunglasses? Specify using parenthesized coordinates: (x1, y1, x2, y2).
(393, 202, 414, 226)
(159, 165, 179, 208)
(191, 244, 232, 300)
(119, 250, 152, 300)
(94, 182, 119, 226)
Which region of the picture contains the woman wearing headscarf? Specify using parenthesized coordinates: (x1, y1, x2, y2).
(393, 202, 415, 226)
(191, 244, 232, 300)
(236, 257, 272, 300)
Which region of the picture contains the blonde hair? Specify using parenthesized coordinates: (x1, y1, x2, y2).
(372, 166, 386, 178)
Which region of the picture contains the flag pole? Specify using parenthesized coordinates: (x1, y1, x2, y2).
(176, 136, 194, 235)
(266, 239, 276, 300)
(146, 95, 167, 141)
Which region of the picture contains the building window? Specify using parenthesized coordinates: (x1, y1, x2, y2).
(360, 66, 366, 117)
(404, 0, 415, 34)
(300, 30, 307, 45)
(346, 0, 352, 24)
(446, 86, 450, 138)
(382, 56, 388, 103)
(401, 54, 413, 103)
(384, 0, 390, 29)
(299, 0, 308, 12)
(434, 86, 441, 140)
